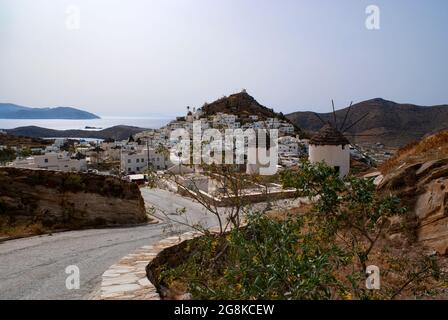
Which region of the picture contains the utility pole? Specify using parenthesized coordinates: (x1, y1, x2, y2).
(120, 144, 122, 175)
(146, 139, 150, 172)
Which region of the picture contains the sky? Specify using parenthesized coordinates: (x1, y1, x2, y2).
(0, 0, 447, 116)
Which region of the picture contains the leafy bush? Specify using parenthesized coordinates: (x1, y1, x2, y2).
(62, 174, 85, 192)
(280, 161, 445, 299)
(0, 148, 16, 164)
(157, 161, 445, 300)
(280, 161, 406, 272)
(160, 213, 350, 300)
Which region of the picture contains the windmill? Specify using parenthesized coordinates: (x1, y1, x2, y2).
(308, 100, 376, 176)
(312, 100, 372, 136)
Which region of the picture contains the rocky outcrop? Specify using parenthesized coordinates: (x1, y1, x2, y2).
(0, 168, 147, 230)
(378, 158, 448, 254)
(201, 91, 301, 134)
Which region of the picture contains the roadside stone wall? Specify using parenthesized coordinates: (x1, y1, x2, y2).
(0, 167, 147, 229)
(93, 229, 211, 300)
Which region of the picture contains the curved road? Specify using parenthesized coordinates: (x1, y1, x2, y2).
(0, 188, 220, 300)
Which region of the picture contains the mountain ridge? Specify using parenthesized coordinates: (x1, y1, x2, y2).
(286, 98, 448, 147)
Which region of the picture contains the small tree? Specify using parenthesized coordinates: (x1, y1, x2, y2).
(0, 148, 16, 164)
(280, 161, 443, 299)
(160, 163, 251, 234)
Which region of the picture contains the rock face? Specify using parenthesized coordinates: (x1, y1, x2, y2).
(0, 168, 147, 230)
(378, 158, 448, 254)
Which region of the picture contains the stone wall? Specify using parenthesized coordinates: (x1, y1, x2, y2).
(0, 167, 147, 230)
(178, 185, 296, 207)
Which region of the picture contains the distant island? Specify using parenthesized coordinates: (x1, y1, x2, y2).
(0, 103, 100, 119)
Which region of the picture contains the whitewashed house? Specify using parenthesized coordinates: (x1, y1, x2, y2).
(9, 152, 87, 172)
(212, 113, 238, 129)
(278, 136, 300, 155)
(248, 115, 259, 121)
(279, 124, 295, 135)
(121, 148, 172, 174)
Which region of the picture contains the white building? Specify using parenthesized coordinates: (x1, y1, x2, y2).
(248, 115, 259, 121)
(265, 118, 281, 129)
(9, 152, 87, 172)
(212, 113, 238, 128)
(308, 124, 350, 177)
(121, 148, 172, 174)
(278, 136, 300, 155)
(99, 141, 122, 161)
(279, 124, 295, 135)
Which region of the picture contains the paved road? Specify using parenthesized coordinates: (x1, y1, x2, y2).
(0, 188, 220, 300)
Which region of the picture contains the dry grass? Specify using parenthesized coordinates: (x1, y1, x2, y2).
(0, 217, 48, 238)
(380, 130, 448, 174)
(265, 202, 314, 221)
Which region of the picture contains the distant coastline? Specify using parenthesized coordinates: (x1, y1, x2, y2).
(0, 116, 174, 131)
(0, 103, 100, 120)
(4, 125, 149, 141)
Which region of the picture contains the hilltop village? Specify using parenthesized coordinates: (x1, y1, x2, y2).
(1, 92, 373, 183)
(1, 91, 448, 301)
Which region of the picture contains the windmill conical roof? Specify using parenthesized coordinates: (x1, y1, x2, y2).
(309, 124, 349, 146)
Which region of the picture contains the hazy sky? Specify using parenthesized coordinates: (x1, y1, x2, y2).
(0, 0, 447, 116)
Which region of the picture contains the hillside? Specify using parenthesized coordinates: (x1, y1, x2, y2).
(0, 134, 52, 148)
(286, 98, 448, 147)
(379, 129, 448, 175)
(201, 91, 302, 132)
(5, 125, 146, 140)
(0, 103, 100, 119)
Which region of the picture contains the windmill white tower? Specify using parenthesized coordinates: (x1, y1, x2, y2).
(309, 123, 350, 177)
(308, 100, 370, 177)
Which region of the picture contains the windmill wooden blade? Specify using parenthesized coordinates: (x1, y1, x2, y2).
(312, 112, 327, 125)
(343, 133, 386, 137)
(331, 99, 337, 127)
(342, 112, 369, 132)
(339, 101, 353, 131)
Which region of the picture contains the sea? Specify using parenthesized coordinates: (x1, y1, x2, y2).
(0, 116, 174, 131)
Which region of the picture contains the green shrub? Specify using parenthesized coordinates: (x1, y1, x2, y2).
(160, 213, 350, 300)
(0, 148, 16, 164)
(62, 174, 85, 192)
(158, 161, 445, 300)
